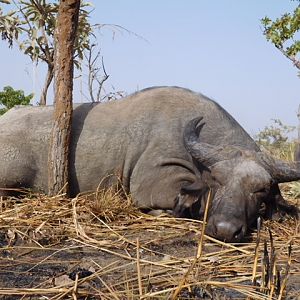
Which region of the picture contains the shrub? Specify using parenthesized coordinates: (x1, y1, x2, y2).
(255, 119, 296, 161)
(256, 119, 300, 198)
(0, 86, 33, 115)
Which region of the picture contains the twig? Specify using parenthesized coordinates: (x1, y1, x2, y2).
(136, 238, 143, 297)
(171, 189, 212, 299)
(97, 277, 120, 300)
(252, 217, 261, 284)
(278, 242, 292, 300)
(197, 189, 212, 258)
(72, 273, 78, 300)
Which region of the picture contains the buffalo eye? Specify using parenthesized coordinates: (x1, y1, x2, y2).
(253, 187, 269, 198)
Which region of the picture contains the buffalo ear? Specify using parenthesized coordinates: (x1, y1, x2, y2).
(264, 184, 299, 220)
(173, 180, 207, 219)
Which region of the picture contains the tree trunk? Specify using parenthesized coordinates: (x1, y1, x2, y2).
(295, 104, 300, 161)
(48, 0, 80, 196)
(39, 63, 54, 106)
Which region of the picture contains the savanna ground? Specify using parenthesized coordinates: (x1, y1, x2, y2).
(0, 140, 299, 299)
(0, 185, 299, 300)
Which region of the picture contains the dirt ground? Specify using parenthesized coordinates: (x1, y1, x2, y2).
(0, 194, 299, 299)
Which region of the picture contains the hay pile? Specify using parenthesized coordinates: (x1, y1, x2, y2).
(0, 189, 299, 299)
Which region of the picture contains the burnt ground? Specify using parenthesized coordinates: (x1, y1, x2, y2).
(0, 231, 234, 299)
(0, 195, 299, 299)
(0, 227, 299, 299)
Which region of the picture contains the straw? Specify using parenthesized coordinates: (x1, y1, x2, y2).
(0, 188, 298, 299)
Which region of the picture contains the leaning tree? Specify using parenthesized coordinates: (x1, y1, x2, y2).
(261, 2, 300, 159)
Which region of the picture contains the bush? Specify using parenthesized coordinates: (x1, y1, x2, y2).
(0, 86, 33, 115)
(256, 119, 300, 198)
(255, 119, 296, 161)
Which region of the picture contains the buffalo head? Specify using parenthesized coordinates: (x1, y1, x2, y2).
(174, 117, 300, 242)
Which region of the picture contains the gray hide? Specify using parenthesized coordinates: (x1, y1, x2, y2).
(0, 86, 298, 242)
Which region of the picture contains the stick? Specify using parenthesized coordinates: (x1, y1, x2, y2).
(136, 238, 143, 297)
(172, 189, 212, 299)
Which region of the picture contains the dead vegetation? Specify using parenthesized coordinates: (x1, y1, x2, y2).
(0, 187, 299, 299)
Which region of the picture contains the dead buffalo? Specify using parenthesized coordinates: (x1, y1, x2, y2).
(0, 86, 298, 242)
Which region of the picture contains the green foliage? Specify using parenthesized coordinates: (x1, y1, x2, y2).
(256, 119, 295, 146)
(0, 0, 94, 104)
(0, 86, 33, 115)
(0, 1, 131, 104)
(255, 119, 296, 161)
(0, 0, 93, 68)
(256, 119, 300, 197)
(261, 3, 300, 71)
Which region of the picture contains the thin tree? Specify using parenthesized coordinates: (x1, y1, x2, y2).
(48, 0, 80, 196)
(261, 2, 300, 159)
(0, 0, 92, 105)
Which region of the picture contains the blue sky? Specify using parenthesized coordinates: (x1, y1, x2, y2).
(0, 1, 299, 136)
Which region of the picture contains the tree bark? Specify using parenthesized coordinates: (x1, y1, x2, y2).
(295, 104, 300, 161)
(48, 0, 80, 196)
(39, 63, 54, 106)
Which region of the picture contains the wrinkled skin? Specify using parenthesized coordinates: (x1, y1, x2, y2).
(205, 160, 274, 242)
(174, 117, 299, 242)
(0, 86, 299, 242)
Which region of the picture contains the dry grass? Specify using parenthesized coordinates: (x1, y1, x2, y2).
(261, 142, 300, 201)
(0, 188, 299, 300)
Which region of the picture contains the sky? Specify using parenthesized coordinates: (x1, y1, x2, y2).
(0, 1, 299, 137)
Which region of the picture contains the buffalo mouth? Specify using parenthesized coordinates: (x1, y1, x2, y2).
(205, 214, 247, 243)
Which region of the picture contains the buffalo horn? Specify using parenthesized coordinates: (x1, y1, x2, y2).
(258, 152, 300, 183)
(183, 117, 243, 166)
(184, 117, 300, 183)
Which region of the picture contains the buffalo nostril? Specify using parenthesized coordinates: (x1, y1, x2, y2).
(212, 220, 245, 242)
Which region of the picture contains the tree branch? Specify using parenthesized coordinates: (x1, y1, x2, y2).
(84, 43, 109, 102)
(277, 45, 300, 70)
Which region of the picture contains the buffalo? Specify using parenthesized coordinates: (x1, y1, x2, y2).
(0, 86, 298, 242)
